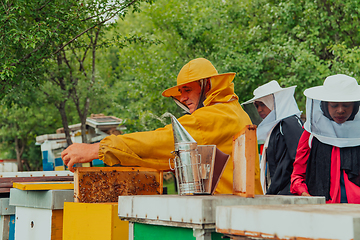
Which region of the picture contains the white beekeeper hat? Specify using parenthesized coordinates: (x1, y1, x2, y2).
(242, 80, 296, 105)
(242, 80, 301, 142)
(304, 74, 360, 102)
(303, 74, 360, 148)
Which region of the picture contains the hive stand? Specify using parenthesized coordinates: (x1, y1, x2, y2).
(216, 204, 360, 239)
(118, 194, 325, 240)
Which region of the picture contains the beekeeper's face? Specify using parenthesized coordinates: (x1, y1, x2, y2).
(328, 102, 355, 124)
(179, 82, 202, 114)
(254, 101, 272, 119)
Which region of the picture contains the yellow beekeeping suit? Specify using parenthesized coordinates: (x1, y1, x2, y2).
(99, 58, 263, 195)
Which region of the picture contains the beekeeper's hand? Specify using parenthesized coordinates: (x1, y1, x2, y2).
(61, 142, 100, 172)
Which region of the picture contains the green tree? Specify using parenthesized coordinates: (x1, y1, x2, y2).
(0, 0, 154, 100)
(40, 25, 108, 145)
(0, 0, 156, 168)
(3, 0, 360, 170)
(0, 101, 60, 171)
(218, 0, 360, 109)
(107, 0, 360, 122)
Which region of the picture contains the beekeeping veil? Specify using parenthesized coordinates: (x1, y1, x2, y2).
(242, 80, 301, 142)
(303, 74, 360, 148)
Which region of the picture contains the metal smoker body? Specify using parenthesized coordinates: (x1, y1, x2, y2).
(170, 115, 204, 195)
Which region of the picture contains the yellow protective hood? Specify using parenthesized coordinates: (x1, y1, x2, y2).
(99, 100, 263, 195)
(162, 58, 237, 106)
(98, 58, 263, 195)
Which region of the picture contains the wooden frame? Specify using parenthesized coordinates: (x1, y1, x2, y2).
(232, 125, 256, 198)
(74, 167, 163, 203)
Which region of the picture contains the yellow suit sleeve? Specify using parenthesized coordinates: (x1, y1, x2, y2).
(99, 124, 176, 171)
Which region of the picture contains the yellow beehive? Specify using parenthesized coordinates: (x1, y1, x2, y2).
(62, 202, 128, 240)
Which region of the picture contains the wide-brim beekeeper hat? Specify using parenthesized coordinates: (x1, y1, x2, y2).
(242, 80, 296, 105)
(304, 74, 360, 102)
(162, 58, 235, 98)
(303, 74, 360, 148)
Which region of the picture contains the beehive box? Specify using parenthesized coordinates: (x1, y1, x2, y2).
(9, 188, 73, 240)
(74, 167, 163, 203)
(63, 202, 128, 240)
(0, 198, 15, 240)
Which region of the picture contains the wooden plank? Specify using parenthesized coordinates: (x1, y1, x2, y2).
(13, 181, 74, 190)
(0, 176, 73, 188)
(0, 176, 73, 193)
(0, 176, 73, 182)
(0, 171, 72, 178)
(232, 125, 256, 198)
(0, 188, 11, 193)
(74, 167, 163, 203)
(51, 210, 63, 240)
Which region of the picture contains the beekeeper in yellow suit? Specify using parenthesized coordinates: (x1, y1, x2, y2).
(62, 58, 262, 195)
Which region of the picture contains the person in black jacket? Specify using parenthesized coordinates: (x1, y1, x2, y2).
(242, 80, 303, 195)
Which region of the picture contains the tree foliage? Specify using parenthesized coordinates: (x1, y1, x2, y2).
(2, 0, 360, 170)
(0, 0, 154, 170)
(107, 0, 360, 122)
(215, 0, 360, 109)
(0, 99, 60, 170)
(0, 0, 153, 99)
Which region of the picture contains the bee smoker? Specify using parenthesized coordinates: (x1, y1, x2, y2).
(169, 115, 204, 195)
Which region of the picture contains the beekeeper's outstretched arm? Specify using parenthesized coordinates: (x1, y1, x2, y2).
(61, 142, 100, 172)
